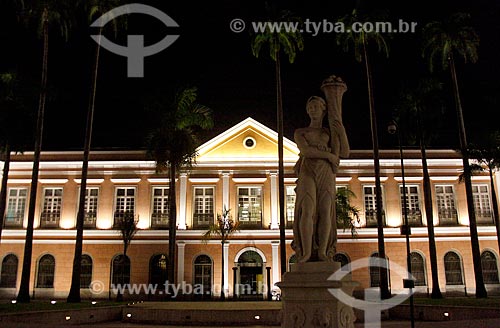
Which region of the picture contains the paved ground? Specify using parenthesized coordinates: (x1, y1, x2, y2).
(9, 319, 500, 328)
(2, 318, 500, 328)
(86, 318, 500, 328)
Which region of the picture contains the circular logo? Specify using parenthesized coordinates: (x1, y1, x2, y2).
(90, 280, 105, 294)
(328, 257, 415, 311)
(230, 19, 246, 33)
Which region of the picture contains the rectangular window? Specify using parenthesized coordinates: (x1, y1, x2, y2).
(5, 188, 27, 227)
(237, 186, 262, 228)
(472, 184, 493, 225)
(285, 185, 296, 228)
(151, 187, 169, 228)
(435, 185, 458, 225)
(400, 185, 422, 226)
(114, 187, 135, 226)
(83, 187, 99, 228)
(363, 185, 385, 227)
(40, 188, 63, 228)
(193, 187, 214, 228)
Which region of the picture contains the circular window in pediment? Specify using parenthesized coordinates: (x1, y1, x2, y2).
(243, 136, 256, 149)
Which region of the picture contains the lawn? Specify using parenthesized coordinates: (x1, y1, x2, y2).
(407, 297, 500, 308)
(0, 300, 125, 314)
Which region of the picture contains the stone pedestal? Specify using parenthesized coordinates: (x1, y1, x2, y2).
(277, 262, 358, 328)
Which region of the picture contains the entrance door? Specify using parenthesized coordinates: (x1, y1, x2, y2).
(237, 250, 263, 298)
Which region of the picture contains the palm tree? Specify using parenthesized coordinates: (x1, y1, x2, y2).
(17, 0, 72, 303)
(467, 134, 500, 254)
(114, 212, 138, 301)
(147, 87, 213, 287)
(67, 0, 125, 303)
(336, 188, 360, 236)
(336, 8, 390, 298)
(251, 6, 304, 275)
(203, 207, 240, 300)
(398, 78, 444, 298)
(0, 72, 29, 243)
(422, 12, 486, 298)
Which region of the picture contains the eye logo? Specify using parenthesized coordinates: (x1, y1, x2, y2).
(90, 3, 180, 77)
(328, 257, 415, 328)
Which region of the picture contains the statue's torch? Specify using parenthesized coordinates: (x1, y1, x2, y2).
(321, 75, 350, 159)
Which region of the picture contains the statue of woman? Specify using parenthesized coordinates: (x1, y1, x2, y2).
(292, 76, 349, 262)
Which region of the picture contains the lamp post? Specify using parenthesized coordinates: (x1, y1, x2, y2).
(387, 120, 415, 328)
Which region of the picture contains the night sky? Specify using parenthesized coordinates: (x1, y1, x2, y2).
(1, 0, 499, 152)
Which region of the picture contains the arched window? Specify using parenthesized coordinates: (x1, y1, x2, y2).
(0, 254, 18, 288)
(37, 254, 55, 288)
(334, 253, 350, 271)
(481, 251, 499, 284)
(194, 255, 212, 296)
(237, 250, 264, 297)
(369, 253, 389, 288)
(288, 254, 297, 272)
(111, 255, 130, 286)
(80, 255, 92, 288)
(150, 254, 168, 286)
(410, 252, 426, 286)
(444, 251, 463, 285)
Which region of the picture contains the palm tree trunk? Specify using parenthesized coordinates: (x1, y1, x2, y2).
(417, 107, 443, 298)
(449, 54, 487, 298)
(67, 28, 102, 303)
(116, 245, 127, 302)
(362, 37, 389, 299)
(17, 8, 49, 303)
(220, 239, 225, 300)
(0, 144, 11, 242)
(168, 164, 177, 288)
(488, 168, 500, 253)
(275, 51, 287, 275)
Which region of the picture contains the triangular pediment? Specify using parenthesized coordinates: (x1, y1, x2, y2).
(197, 117, 299, 163)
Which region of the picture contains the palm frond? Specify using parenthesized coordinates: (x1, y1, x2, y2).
(202, 208, 240, 243)
(336, 9, 390, 63)
(146, 86, 213, 174)
(422, 12, 479, 72)
(336, 188, 360, 237)
(250, 9, 304, 63)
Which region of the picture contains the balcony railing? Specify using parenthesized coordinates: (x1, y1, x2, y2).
(4, 213, 24, 228)
(84, 212, 97, 228)
(365, 210, 386, 228)
(404, 209, 423, 226)
(238, 218, 263, 230)
(192, 213, 213, 229)
(438, 208, 458, 225)
(113, 211, 135, 227)
(151, 213, 169, 229)
(40, 211, 61, 228)
(476, 210, 494, 225)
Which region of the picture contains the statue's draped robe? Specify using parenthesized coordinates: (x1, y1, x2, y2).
(292, 132, 337, 262)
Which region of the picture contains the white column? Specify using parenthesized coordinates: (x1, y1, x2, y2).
(176, 241, 186, 283)
(270, 172, 279, 229)
(178, 173, 187, 229)
(495, 172, 500, 210)
(222, 172, 230, 210)
(271, 241, 280, 286)
(0, 161, 4, 191)
(223, 242, 230, 296)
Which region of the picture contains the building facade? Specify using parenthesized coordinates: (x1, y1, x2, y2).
(0, 118, 499, 299)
